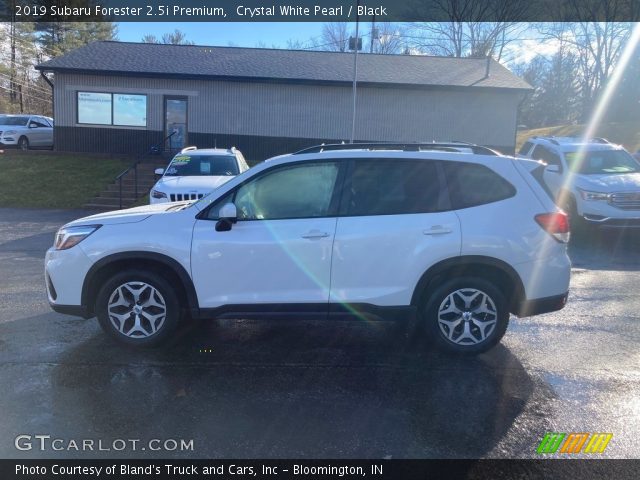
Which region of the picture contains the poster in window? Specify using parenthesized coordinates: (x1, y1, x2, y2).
(77, 92, 112, 125)
(113, 94, 147, 126)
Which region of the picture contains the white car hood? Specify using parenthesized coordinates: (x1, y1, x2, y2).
(576, 173, 640, 192)
(155, 175, 232, 191)
(65, 202, 189, 227)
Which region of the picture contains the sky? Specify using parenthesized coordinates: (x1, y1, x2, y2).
(115, 22, 559, 66)
(117, 22, 327, 48)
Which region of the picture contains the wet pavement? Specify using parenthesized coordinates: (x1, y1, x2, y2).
(0, 208, 639, 459)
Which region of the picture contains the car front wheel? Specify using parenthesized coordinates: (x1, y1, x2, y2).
(422, 277, 509, 355)
(95, 270, 181, 347)
(18, 136, 29, 151)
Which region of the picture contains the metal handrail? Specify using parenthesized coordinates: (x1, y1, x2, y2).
(116, 132, 176, 209)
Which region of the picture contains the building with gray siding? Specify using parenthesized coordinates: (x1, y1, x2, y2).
(36, 41, 531, 162)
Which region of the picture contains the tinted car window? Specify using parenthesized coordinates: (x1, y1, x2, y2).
(347, 159, 444, 216)
(531, 145, 562, 166)
(443, 162, 516, 209)
(564, 149, 639, 174)
(0, 115, 29, 126)
(208, 162, 340, 221)
(518, 141, 533, 155)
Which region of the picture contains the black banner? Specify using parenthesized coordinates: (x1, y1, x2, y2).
(1, 0, 640, 22)
(2, 459, 640, 480)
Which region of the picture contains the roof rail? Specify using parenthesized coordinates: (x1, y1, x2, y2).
(294, 142, 498, 156)
(228, 146, 237, 153)
(180, 146, 197, 153)
(591, 137, 610, 144)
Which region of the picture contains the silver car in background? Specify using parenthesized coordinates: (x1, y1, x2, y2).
(0, 114, 54, 150)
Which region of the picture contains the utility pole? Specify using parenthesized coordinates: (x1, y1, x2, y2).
(350, 0, 360, 143)
(369, 15, 376, 53)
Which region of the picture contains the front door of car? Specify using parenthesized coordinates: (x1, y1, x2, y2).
(191, 160, 345, 310)
(329, 159, 461, 310)
(27, 117, 48, 146)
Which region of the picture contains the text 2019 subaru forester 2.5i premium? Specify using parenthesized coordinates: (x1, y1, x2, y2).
(46, 143, 571, 354)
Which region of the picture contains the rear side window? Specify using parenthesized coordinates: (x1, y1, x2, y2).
(518, 141, 533, 155)
(531, 145, 562, 167)
(443, 162, 516, 209)
(346, 159, 445, 216)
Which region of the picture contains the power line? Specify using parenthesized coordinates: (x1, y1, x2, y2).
(0, 73, 52, 96)
(0, 84, 50, 103)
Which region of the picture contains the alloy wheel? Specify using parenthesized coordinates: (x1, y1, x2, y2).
(107, 281, 167, 338)
(437, 288, 498, 345)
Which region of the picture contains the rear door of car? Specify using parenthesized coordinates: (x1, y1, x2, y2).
(329, 158, 461, 310)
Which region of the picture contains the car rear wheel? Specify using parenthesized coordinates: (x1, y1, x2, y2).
(421, 277, 509, 355)
(18, 136, 29, 151)
(95, 270, 181, 347)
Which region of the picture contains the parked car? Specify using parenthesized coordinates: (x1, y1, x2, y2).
(0, 114, 54, 150)
(46, 142, 570, 354)
(150, 146, 249, 204)
(518, 136, 640, 228)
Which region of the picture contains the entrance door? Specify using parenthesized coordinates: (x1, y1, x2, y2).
(164, 97, 188, 151)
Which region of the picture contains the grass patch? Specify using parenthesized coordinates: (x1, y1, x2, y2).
(0, 152, 130, 208)
(517, 122, 640, 153)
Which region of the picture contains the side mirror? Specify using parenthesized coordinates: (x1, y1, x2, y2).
(215, 203, 238, 232)
(545, 164, 561, 174)
(154, 168, 164, 176)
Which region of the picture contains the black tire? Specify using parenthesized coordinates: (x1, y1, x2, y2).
(420, 277, 509, 355)
(95, 269, 181, 347)
(18, 136, 29, 151)
(561, 194, 587, 235)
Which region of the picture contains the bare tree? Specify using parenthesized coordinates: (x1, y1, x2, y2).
(370, 22, 407, 54)
(320, 22, 351, 52)
(142, 29, 194, 45)
(536, 21, 632, 120)
(406, 0, 530, 60)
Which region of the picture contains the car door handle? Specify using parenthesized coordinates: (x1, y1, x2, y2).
(301, 230, 331, 239)
(423, 226, 453, 235)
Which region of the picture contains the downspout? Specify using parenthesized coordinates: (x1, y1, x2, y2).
(40, 70, 55, 150)
(40, 70, 54, 117)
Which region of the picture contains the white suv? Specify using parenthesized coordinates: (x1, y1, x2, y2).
(518, 137, 640, 228)
(46, 143, 571, 354)
(150, 147, 249, 204)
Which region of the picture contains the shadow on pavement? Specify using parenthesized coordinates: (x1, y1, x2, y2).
(28, 319, 537, 458)
(569, 228, 640, 270)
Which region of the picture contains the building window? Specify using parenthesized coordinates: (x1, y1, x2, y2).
(77, 92, 147, 127)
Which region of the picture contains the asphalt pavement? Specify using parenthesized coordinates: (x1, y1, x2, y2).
(0, 207, 639, 459)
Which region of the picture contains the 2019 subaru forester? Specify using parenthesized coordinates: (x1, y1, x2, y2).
(46, 143, 571, 354)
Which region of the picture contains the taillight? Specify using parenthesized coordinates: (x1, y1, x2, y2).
(535, 212, 570, 243)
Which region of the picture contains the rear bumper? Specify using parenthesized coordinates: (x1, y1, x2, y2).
(516, 292, 568, 317)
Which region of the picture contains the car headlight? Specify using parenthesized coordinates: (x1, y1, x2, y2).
(577, 188, 609, 201)
(151, 190, 167, 199)
(54, 225, 101, 250)
(4, 130, 18, 136)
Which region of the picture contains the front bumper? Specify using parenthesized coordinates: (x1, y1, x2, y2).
(45, 245, 94, 313)
(0, 137, 18, 146)
(581, 214, 640, 228)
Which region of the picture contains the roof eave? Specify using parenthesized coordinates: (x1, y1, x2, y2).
(34, 66, 532, 93)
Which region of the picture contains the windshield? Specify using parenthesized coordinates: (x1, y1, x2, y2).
(564, 149, 640, 175)
(0, 115, 29, 126)
(164, 154, 240, 177)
